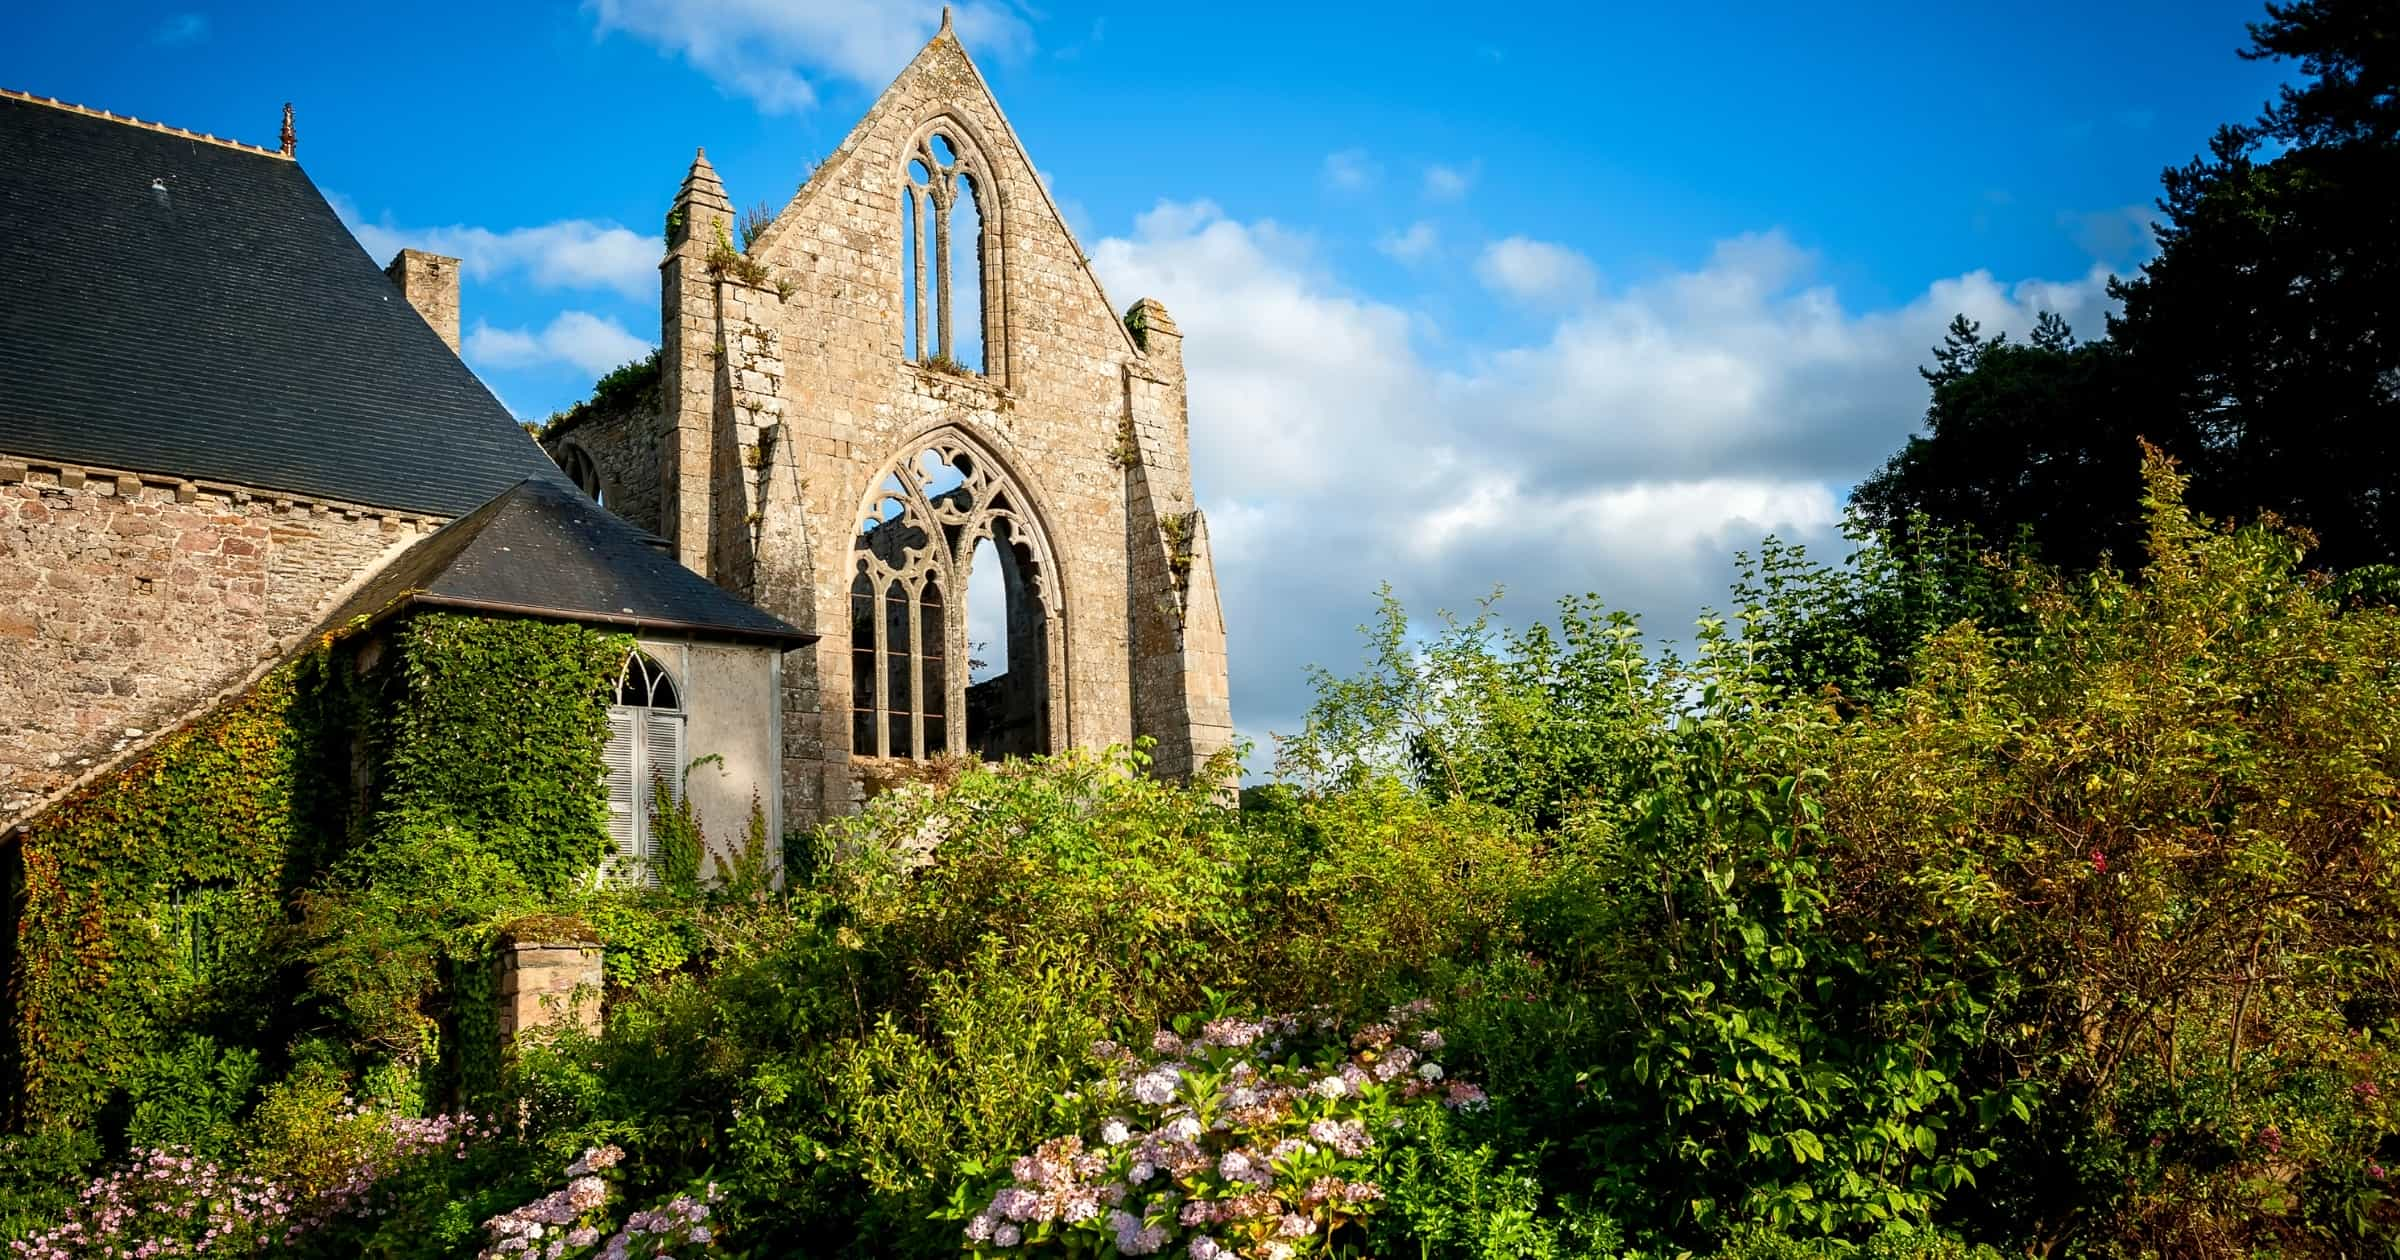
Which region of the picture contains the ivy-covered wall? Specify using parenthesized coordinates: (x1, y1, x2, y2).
(2, 612, 629, 1133)
(361, 614, 629, 892)
(3, 651, 342, 1129)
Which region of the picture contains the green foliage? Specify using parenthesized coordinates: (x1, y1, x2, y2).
(648, 773, 707, 901)
(296, 824, 540, 1055)
(19, 412, 2400, 1260)
(121, 1033, 261, 1158)
(1852, 315, 2153, 573)
(1734, 518, 2025, 703)
(1372, 1112, 1623, 1259)
(541, 349, 662, 438)
(0, 1128, 100, 1242)
(4, 611, 625, 1151)
(1278, 588, 1672, 832)
(3, 650, 341, 1131)
(1808, 452, 2400, 1254)
(834, 935, 1112, 1238)
(364, 614, 625, 892)
(1859, 0, 2400, 576)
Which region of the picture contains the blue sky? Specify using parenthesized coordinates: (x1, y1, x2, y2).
(3, 1, 2295, 749)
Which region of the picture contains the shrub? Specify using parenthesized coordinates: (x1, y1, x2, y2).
(953, 1004, 1486, 1257)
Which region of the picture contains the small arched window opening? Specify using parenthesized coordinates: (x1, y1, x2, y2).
(557, 443, 606, 506)
(604, 650, 685, 880)
(900, 130, 987, 373)
(851, 435, 1054, 761)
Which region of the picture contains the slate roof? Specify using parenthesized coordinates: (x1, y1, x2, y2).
(0, 91, 572, 516)
(332, 479, 813, 646)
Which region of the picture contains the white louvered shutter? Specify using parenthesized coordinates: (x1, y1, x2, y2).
(641, 710, 686, 882)
(603, 707, 640, 873)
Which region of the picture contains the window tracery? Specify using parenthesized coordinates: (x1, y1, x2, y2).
(900, 128, 988, 372)
(851, 432, 1054, 760)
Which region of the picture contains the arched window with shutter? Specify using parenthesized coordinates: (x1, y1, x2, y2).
(604, 650, 685, 881)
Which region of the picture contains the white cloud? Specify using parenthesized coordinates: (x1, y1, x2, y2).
(1475, 236, 1597, 307)
(2060, 204, 2159, 264)
(151, 13, 207, 45)
(1377, 221, 1438, 263)
(585, 0, 1032, 114)
(1322, 148, 1377, 192)
(1423, 161, 1477, 200)
(340, 205, 659, 301)
(1087, 202, 2123, 747)
(466, 312, 654, 376)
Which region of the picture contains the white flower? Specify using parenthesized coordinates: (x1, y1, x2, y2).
(993, 1223, 1022, 1247)
(1416, 1030, 1445, 1052)
(965, 1215, 996, 1243)
(1170, 1115, 1204, 1140)
(1130, 1161, 1157, 1184)
(1279, 1212, 1313, 1237)
(1133, 1068, 1180, 1106)
(1417, 1062, 1444, 1081)
(1188, 1238, 1223, 1260)
(1101, 1119, 1132, 1146)
(1313, 1076, 1348, 1099)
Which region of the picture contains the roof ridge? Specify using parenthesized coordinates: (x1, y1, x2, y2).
(0, 87, 291, 160)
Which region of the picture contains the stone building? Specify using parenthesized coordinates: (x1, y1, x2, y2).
(542, 14, 1234, 821)
(0, 88, 809, 858)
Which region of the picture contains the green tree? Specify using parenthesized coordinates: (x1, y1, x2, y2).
(1859, 0, 2400, 573)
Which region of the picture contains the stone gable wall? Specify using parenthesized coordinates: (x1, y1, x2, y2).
(744, 36, 1152, 818)
(0, 456, 426, 824)
(646, 30, 1234, 822)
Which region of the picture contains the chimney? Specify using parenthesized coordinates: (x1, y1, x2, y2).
(384, 249, 461, 353)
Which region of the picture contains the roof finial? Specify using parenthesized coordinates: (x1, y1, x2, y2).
(278, 102, 294, 157)
(938, 5, 953, 37)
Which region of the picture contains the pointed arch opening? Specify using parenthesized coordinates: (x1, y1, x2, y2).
(605, 649, 685, 882)
(849, 431, 1057, 761)
(899, 124, 993, 376)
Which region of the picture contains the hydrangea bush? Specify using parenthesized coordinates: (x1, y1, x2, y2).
(958, 1003, 1486, 1259)
(476, 1145, 723, 1260)
(6, 1147, 293, 1258)
(7, 1109, 494, 1259)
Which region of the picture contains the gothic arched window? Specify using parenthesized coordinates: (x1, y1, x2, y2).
(557, 443, 606, 506)
(604, 650, 685, 880)
(900, 128, 988, 373)
(851, 432, 1055, 761)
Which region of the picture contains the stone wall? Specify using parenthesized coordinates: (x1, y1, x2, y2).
(650, 23, 1233, 823)
(493, 939, 603, 1046)
(543, 404, 665, 538)
(0, 455, 429, 825)
(633, 635, 786, 876)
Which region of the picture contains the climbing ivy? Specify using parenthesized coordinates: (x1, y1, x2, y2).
(4, 612, 629, 1135)
(4, 648, 345, 1130)
(362, 614, 626, 893)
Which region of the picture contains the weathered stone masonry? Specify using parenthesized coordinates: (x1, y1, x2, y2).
(0, 456, 430, 820)
(544, 20, 1235, 825)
